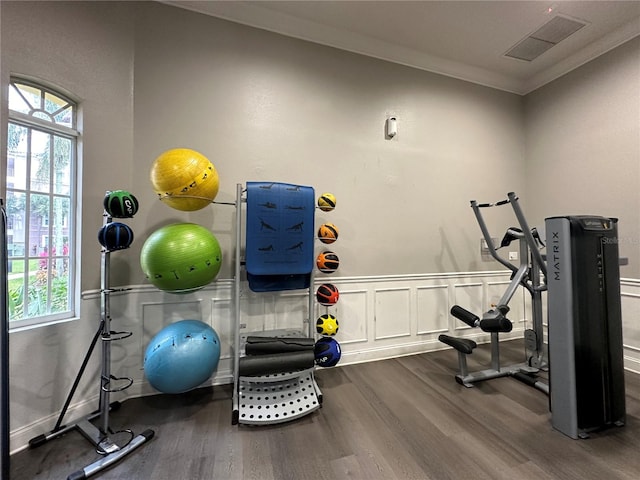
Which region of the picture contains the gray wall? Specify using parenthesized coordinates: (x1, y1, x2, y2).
(2, 0, 528, 290)
(132, 2, 525, 281)
(524, 36, 640, 278)
(0, 1, 137, 292)
(1, 0, 136, 437)
(0, 0, 524, 445)
(1, 0, 639, 451)
(2, 0, 637, 305)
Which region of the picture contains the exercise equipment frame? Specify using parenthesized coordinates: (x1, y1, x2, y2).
(546, 215, 625, 439)
(231, 183, 322, 426)
(28, 200, 153, 480)
(1, 200, 10, 479)
(439, 192, 549, 394)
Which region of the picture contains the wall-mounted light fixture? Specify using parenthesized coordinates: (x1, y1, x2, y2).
(386, 116, 397, 139)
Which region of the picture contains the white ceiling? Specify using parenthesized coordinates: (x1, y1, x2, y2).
(164, 1, 640, 95)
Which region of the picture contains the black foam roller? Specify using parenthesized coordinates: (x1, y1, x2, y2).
(239, 350, 315, 376)
(245, 336, 315, 355)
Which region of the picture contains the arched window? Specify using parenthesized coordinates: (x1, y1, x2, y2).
(6, 78, 79, 327)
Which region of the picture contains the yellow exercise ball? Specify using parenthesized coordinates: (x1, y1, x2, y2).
(150, 148, 219, 211)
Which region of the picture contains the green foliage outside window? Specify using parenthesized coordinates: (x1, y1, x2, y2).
(6, 79, 77, 327)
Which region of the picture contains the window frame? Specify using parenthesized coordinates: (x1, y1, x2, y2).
(6, 77, 80, 329)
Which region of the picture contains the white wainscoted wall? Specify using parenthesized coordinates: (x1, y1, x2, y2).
(10, 272, 640, 450)
(621, 278, 640, 372)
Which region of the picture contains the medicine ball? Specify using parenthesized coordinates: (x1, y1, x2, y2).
(316, 313, 339, 336)
(318, 223, 339, 244)
(98, 222, 134, 251)
(316, 251, 339, 273)
(316, 283, 339, 306)
(103, 190, 139, 218)
(317, 193, 336, 212)
(314, 337, 341, 367)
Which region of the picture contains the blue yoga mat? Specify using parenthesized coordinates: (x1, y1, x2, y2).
(246, 182, 315, 291)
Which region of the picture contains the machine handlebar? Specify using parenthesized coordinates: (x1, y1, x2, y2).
(450, 305, 480, 328)
(450, 304, 513, 333)
(479, 316, 513, 333)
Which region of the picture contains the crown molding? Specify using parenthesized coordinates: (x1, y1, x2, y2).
(162, 1, 640, 96)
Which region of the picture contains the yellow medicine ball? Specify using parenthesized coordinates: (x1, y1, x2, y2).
(317, 193, 336, 212)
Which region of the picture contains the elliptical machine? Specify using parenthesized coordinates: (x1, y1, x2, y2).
(439, 192, 548, 394)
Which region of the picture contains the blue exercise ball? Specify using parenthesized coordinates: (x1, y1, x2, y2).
(144, 319, 221, 394)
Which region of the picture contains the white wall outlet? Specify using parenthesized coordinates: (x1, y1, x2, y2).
(481, 238, 498, 261)
(508, 251, 518, 261)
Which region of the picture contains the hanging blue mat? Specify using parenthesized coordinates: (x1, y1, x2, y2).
(246, 182, 315, 292)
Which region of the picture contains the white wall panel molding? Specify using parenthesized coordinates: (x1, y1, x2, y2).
(486, 279, 527, 326)
(452, 282, 483, 334)
(12, 272, 639, 452)
(416, 284, 449, 336)
(324, 271, 510, 285)
(621, 279, 640, 373)
(210, 294, 233, 360)
(322, 288, 368, 345)
(373, 287, 412, 340)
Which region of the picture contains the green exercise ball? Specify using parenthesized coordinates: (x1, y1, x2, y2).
(140, 223, 222, 293)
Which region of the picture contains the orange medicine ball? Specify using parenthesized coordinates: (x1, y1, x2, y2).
(318, 223, 339, 244)
(316, 251, 339, 273)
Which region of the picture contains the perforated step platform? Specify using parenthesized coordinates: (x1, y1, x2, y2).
(238, 368, 322, 425)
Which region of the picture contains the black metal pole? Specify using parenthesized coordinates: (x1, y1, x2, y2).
(52, 320, 104, 432)
(1, 200, 11, 479)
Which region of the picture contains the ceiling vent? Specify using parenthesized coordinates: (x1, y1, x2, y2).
(505, 14, 589, 62)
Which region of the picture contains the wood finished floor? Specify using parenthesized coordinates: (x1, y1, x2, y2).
(10, 340, 640, 480)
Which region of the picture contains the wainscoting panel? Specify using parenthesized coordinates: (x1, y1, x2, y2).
(141, 299, 204, 352)
(452, 282, 483, 333)
(240, 289, 272, 332)
(325, 287, 368, 345)
(374, 287, 412, 340)
(487, 279, 527, 329)
(621, 279, 640, 373)
(10, 273, 640, 452)
(273, 290, 313, 332)
(416, 284, 449, 335)
(210, 293, 233, 360)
